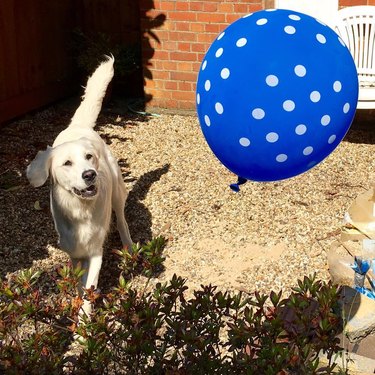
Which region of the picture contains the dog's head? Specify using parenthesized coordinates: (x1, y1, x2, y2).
(27, 138, 101, 199)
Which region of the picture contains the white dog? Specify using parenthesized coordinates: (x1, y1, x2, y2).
(27, 56, 132, 316)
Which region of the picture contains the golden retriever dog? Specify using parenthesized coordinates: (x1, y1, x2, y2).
(27, 56, 132, 316)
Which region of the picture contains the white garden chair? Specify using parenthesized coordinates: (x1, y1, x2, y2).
(335, 6, 375, 109)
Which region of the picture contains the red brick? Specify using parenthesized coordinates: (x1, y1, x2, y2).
(190, 2, 204, 11)
(178, 81, 193, 91)
(159, 1, 175, 11)
(197, 12, 226, 23)
(175, 21, 191, 31)
(163, 61, 178, 71)
(169, 31, 197, 42)
(246, 4, 264, 13)
(163, 40, 178, 51)
(218, 3, 234, 13)
(152, 89, 172, 99)
(234, 3, 252, 13)
(164, 99, 178, 108)
(191, 23, 205, 32)
(205, 23, 222, 33)
(178, 42, 191, 52)
(163, 21, 175, 31)
(178, 100, 196, 110)
(197, 32, 218, 43)
(170, 71, 197, 81)
(165, 81, 178, 90)
(177, 61, 194, 71)
(153, 70, 170, 80)
(191, 43, 206, 53)
(170, 51, 197, 61)
(172, 90, 195, 101)
(226, 14, 242, 24)
(152, 60, 164, 70)
(203, 2, 218, 12)
(149, 29, 168, 41)
(169, 11, 197, 22)
(152, 50, 170, 60)
(175, 2, 189, 11)
(340, 0, 365, 4)
(153, 79, 165, 89)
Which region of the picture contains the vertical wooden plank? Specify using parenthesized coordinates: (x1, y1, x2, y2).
(0, 1, 19, 101)
(0, 0, 79, 123)
(0, 0, 142, 124)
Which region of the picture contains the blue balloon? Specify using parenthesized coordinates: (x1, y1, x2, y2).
(196, 9, 359, 183)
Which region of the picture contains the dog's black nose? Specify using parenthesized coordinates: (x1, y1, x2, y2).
(82, 169, 97, 183)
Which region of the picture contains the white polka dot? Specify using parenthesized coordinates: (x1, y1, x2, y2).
(215, 48, 224, 58)
(196, 93, 200, 105)
(236, 38, 247, 47)
(252, 108, 265, 120)
(328, 135, 336, 144)
(202, 60, 207, 71)
(243, 13, 252, 18)
(204, 115, 211, 126)
(266, 132, 279, 143)
(295, 124, 307, 135)
(239, 137, 250, 147)
(333, 81, 342, 92)
(215, 102, 224, 114)
(256, 18, 268, 25)
(205, 80, 211, 91)
(316, 34, 326, 44)
(276, 154, 288, 162)
(289, 14, 301, 21)
(343, 103, 350, 113)
(266, 75, 279, 87)
(294, 65, 306, 77)
(221, 68, 230, 79)
(321, 115, 331, 126)
(283, 100, 295, 111)
(217, 32, 225, 40)
(284, 25, 296, 34)
(303, 146, 313, 156)
(310, 91, 321, 103)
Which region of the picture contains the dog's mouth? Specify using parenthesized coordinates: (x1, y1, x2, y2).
(73, 185, 98, 198)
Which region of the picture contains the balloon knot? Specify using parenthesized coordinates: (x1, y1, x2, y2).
(229, 176, 247, 192)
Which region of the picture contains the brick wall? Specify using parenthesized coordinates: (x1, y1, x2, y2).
(139, 0, 374, 112)
(340, 0, 375, 6)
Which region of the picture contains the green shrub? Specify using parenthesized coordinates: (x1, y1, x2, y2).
(0, 237, 345, 374)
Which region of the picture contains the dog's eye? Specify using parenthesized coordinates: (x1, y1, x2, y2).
(63, 160, 72, 166)
(86, 154, 93, 161)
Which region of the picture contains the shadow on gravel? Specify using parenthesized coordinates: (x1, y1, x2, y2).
(100, 164, 170, 292)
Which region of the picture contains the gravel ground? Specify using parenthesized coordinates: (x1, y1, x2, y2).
(1, 99, 375, 298)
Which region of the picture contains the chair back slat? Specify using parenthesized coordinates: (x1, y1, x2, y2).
(334, 6, 375, 108)
(335, 6, 375, 77)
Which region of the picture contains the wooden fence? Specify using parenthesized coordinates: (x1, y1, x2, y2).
(0, 0, 142, 124)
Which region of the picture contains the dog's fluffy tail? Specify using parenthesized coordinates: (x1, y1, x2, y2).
(70, 55, 114, 128)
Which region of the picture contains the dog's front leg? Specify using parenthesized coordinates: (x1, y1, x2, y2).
(82, 255, 102, 291)
(72, 255, 102, 319)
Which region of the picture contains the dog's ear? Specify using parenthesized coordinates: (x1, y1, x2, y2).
(26, 146, 53, 187)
